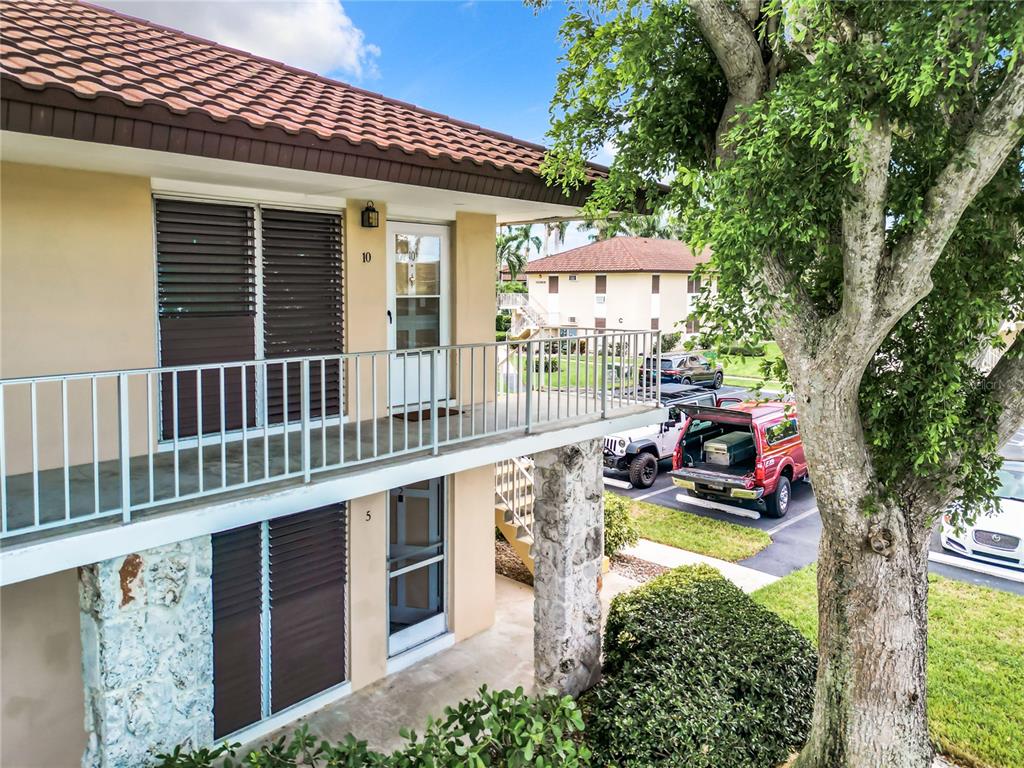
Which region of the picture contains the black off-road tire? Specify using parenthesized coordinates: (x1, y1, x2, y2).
(628, 452, 659, 489)
(713, 371, 724, 389)
(764, 475, 791, 518)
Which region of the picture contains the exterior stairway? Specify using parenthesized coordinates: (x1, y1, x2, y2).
(495, 457, 536, 574)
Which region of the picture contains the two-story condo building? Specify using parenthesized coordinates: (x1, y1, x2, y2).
(0, 3, 664, 766)
(512, 237, 710, 335)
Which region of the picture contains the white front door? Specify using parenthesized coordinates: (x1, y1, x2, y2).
(386, 222, 450, 410)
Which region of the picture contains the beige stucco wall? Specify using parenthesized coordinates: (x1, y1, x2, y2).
(528, 270, 697, 338)
(1, 569, 87, 768)
(448, 464, 496, 641)
(347, 490, 389, 690)
(0, 162, 156, 472)
(343, 202, 389, 420)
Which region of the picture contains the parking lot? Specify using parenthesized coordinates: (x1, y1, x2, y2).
(604, 415, 1024, 595)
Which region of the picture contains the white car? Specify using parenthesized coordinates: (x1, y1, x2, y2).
(603, 384, 721, 488)
(941, 457, 1024, 570)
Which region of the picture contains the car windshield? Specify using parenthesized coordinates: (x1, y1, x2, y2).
(996, 462, 1024, 502)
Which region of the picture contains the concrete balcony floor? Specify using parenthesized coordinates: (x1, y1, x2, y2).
(249, 572, 638, 754)
(1, 390, 657, 544)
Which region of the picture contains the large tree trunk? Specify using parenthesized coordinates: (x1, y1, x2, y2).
(792, 378, 934, 768)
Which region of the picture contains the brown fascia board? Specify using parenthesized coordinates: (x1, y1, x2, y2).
(0, 77, 594, 208)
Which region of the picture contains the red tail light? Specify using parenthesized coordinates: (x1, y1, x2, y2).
(672, 442, 683, 470)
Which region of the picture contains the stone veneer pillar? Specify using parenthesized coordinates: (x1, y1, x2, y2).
(79, 536, 214, 768)
(531, 438, 604, 696)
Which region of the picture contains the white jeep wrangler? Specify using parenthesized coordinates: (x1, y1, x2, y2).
(603, 385, 720, 488)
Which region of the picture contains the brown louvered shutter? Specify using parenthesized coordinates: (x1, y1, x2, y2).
(651, 274, 660, 294)
(595, 274, 607, 294)
(262, 208, 344, 424)
(269, 504, 347, 712)
(212, 524, 263, 739)
(156, 199, 256, 439)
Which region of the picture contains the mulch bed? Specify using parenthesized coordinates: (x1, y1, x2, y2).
(610, 552, 669, 583)
(495, 540, 668, 587)
(495, 538, 533, 586)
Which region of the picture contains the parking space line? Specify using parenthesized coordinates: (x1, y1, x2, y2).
(674, 492, 761, 519)
(602, 477, 633, 490)
(633, 485, 676, 501)
(765, 506, 819, 536)
(928, 551, 1024, 584)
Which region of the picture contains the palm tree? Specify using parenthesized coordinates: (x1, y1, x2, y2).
(496, 224, 541, 280)
(579, 213, 685, 242)
(542, 220, 569, 256)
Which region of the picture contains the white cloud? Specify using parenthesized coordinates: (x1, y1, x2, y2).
(100, 0, 380, 79)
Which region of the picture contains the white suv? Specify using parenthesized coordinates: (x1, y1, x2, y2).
(603, 384, 720, 488)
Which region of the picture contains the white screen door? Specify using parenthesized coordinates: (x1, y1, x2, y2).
(387, 222, 450, 410)
(387, 478, 446, 656)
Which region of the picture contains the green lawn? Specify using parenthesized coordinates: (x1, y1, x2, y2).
(753, 565, 1024, 768)
(719, 341, 785, 390)
(629, 498, 771, 562)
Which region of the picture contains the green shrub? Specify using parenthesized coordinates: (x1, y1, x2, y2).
(496, 331, 508, 342)
(660, 331, 682, 352)
(156, 687, 590, 768)
(603, 492, 639, 557)
(720, 343, 766, 357)
(581, 565, 815, 768)
(496, 313, 512, 332)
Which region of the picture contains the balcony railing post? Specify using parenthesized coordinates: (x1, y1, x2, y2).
(301, 359, 311, 482)
(654, 330, 662, 404)
(430, 349, 439, 455)
(601, 333, 609, 419)
(117, 372, 131, 523)
(524, 341, 534, 434)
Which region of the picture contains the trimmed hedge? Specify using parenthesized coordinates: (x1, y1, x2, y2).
(581, 566, 815, 767)
(603, 492, 639, 557)
(157, 686, 590, 767)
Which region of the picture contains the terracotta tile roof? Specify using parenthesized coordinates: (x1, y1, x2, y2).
(524, 237, 709, 274)
(0, 0, 594, 181)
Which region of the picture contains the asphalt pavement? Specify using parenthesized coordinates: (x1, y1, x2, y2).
(605, 448, 1024, 595)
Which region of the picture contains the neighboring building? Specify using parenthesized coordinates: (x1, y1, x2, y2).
(520, 237, 710, 336)
(0, 3, 663, 767)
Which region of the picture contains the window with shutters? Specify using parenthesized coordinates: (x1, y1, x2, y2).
(211, 504, 347, 739)
(651, 317, 659, 330)
(651, 274, 660, 294)
(156, 199, 256, 439)
(595, 274, 607, 294)
(155, 198, 344, 440)
(687, 274, 702, 294)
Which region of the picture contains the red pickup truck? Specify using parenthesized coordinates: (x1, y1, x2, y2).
(670, 401, 808, 518)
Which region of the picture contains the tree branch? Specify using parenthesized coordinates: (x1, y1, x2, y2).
(839, 114, 892, 337)
(687, 0, 767, 158)
(988, 333, 1024, 449)
(881, 63, 1024, 321)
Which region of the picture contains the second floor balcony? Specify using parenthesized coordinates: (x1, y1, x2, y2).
(0, 330, 663, 561)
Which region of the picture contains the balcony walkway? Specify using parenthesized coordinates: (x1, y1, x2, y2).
(0, 390, 658, 547)
(245, 572, 639, 755)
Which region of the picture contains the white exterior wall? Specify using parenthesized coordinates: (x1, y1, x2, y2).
(528, 271, 698, 338)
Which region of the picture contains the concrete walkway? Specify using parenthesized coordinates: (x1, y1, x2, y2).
(255, 571, 639, 754)
(623, 538, 779, 592)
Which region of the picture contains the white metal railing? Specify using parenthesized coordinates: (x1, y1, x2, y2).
(0, 331, 661, 540)
(495, 455, 534, 536)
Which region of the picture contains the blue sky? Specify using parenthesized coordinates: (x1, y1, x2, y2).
(344, 1, 568, 146)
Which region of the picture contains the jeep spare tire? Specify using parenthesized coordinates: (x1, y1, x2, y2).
(628, 452, 659, 488)
(764, 475, 791, 518)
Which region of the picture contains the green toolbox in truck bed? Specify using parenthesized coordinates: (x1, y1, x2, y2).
(704, 432, 756, 467)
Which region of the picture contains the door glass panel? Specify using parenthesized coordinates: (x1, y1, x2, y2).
(395, 234, 441, 297)
(396, 297, 440, 350)
(388, 478, 446, 652)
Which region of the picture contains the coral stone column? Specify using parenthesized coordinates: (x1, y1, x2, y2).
(531, 438, 604, 696)
(79, 537, 213, 767)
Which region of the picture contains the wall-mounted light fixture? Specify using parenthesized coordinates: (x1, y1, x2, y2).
(361, 201, 380, 228)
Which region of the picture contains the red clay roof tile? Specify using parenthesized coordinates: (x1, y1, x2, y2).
(524, 238, 710, 274)
(1, 0, 589, 180)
